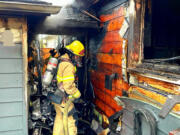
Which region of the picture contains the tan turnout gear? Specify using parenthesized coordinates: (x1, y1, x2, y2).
(53, 103, 76, 135)
(53, 53, 80, 135)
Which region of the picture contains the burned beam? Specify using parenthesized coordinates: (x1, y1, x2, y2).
(128, 67, 180, 80)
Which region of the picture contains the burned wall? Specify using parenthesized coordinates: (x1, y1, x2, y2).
(89, 0, 180, 118)
(89, 0, 130, 117)
(89, 0, 180, 134)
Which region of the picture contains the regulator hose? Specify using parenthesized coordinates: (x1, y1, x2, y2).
(134, 108, 157, 135)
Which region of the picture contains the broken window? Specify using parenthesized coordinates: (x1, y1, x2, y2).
(143, 0, 180, 65)
(128, 0, 180, 78)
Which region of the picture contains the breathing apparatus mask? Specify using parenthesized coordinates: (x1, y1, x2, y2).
(58, 47, 83, 67)
(74, 55, 83, 67)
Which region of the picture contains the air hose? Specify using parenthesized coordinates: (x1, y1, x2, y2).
(63, 98, 75, 135)
(134, 108, 157, 135)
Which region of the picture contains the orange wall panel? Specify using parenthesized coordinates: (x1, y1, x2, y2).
(107, 17, 124, 31)
(114, 79, 130, 91)
(94, 87, 122, 112)
(91, 76, 116, 97)
(91, 69, 128, 114)
(99, 42, 123, 54)
(97, 63, 122, 75)
(97, 53, 122, 66)
(116, 89, 123, 97)
(94, 87, 106, 101)
(103, 31, 124, 43)
(91, 70, 122, 91)
(94, 98, 116, 117)
(91, 5, 127, 117)
(94, 99, 105, 112)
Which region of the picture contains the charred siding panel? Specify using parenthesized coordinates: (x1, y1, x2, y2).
(90, 0, 129, 117)
(129, 73, 180, 112)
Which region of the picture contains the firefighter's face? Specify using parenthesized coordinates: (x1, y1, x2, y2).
(74, 55, 83, 67)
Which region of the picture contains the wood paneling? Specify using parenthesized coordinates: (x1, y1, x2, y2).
(94, 98, 116, 117)
(0, 18, 23, 29)
(94, 98, 105, 112)
(99, 42, 123, 54)
(114, 79, 130, 90)
(91, 79, 116, 96)
(128, 0, 142, 67)
(90, 1, 129, 117)
(97, 63, 122, 75)
(133, 73, 180, 95)
(107, 17, 124, 31)
(103, 31, 124, 43)
(21, 18, 28, 135)
(94, 87, 122, 111)
(129, 86, 180, 112)
(91, 70, 127, 112)
(100, 6, 125, 22)
(91, 75, 128, 96)
(91, 70, 123, 90)
(97, 53, 122, 66)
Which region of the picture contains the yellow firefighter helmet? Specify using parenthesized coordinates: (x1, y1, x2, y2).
(65, 40, 85, 56)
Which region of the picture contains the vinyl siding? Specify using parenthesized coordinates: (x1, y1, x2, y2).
(0, 18, 27, 135)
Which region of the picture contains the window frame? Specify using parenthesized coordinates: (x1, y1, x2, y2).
(127, 0, 180, 84)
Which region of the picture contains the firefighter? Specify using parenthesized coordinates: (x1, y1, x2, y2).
(53, 40, 85, 135)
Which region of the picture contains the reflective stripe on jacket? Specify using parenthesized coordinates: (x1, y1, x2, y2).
(57, 53, 78, 95)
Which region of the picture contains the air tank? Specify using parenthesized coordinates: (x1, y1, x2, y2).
(43, 57, 58, 86)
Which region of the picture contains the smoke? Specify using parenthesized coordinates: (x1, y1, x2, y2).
(39, 0, 78, 31)
(40, 6, 75, 31)
(35, 0, 90, 34)
(43, 0, 75, 6)
(36, 7, 77, 34)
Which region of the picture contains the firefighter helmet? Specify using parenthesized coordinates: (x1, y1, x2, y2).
(65, 40, 85, 56)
